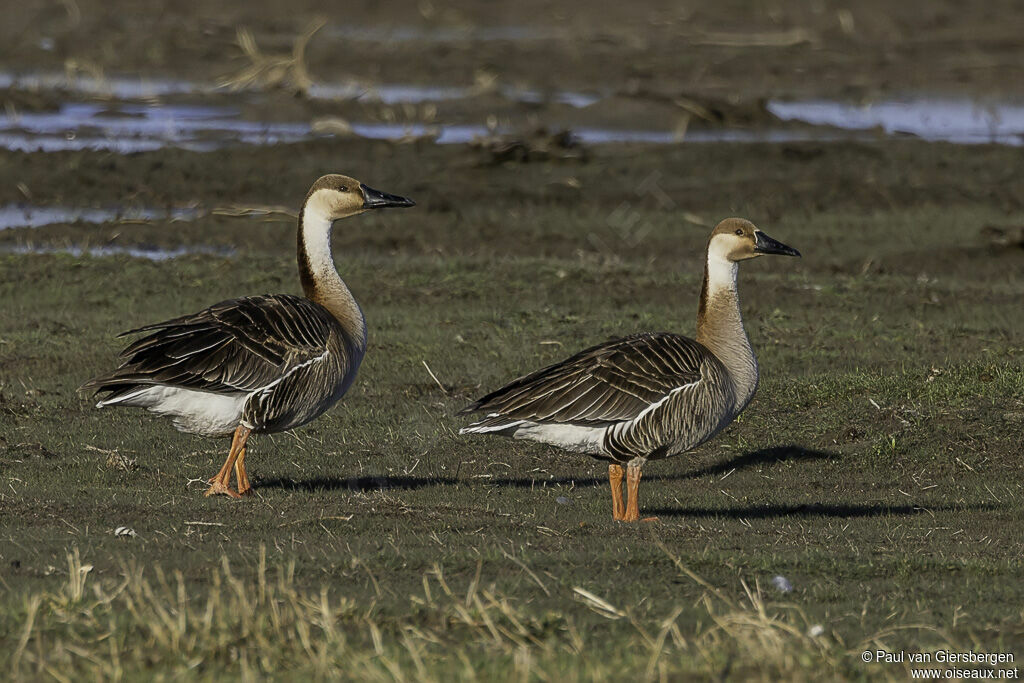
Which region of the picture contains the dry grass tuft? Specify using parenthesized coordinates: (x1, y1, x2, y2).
(219, 19, 326, 96)
(0, 545, 977, 680)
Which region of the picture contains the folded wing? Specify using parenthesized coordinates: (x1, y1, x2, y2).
(83, 294, 345, 401)
(461, 333, 711, 429)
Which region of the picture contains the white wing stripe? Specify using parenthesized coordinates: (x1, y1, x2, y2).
(249, 348, 330, 396)
(631, 379, 701, 423)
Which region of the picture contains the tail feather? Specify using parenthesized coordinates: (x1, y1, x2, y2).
(458, 414, 525, 435)
(457, 400, 484, 416)
(94, 385, 152, 408)
(116, 312, 199, 338)
(80, 369, 158, 406)
(79, 373, 117, 395)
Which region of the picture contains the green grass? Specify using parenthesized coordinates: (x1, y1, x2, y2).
(1, 137, 1023, 680)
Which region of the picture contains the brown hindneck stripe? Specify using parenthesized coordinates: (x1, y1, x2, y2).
(293, 193, 366, 350)
(696, 259, 710, 340)
(296, 209, 318, 300)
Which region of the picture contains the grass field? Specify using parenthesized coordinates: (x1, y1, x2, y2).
(1, 133, 1023, 680)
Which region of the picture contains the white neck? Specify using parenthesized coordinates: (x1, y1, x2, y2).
(697, 250, 758, 411)
(705, 251, 739, 297)
(298, 197, 367, 350)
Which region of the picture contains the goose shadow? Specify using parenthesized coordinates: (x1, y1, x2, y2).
(258, 475, 457, 493)
(487, 444, 836, 489)
(257, 445, 832, 493)
(644, 502, 1001, 519)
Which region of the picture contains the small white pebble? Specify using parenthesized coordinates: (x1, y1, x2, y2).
(113, 526, 137, 538)
(771, 575, 793, 593)
(555, 496, 570, 505)
(808, 624, 825, 638)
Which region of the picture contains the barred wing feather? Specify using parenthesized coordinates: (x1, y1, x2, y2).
(83, 294, 346, 400)
(462, 333, 713, 428)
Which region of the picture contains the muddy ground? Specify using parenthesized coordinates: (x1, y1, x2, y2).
(4, 0, 1024, 99)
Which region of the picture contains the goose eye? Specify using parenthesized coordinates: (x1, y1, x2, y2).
(338, 186, 348, 192)
(734, 228, 743, 236)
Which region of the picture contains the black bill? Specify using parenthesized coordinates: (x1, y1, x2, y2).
(361, 183, 415, 209)
(754, 230, 801, 257)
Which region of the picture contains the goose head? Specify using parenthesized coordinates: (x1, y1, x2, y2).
(708, 218, 800, 262)
(305, 174, 415, 221)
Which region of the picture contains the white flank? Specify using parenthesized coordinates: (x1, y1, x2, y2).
(99, 385, 246, 436)
(461, 418, 605, 453)
(512, 422, 607, 453)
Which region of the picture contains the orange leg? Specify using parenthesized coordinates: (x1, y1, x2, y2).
(609, 463, 626, 520)
(623, 462, 643, 522)
(205, 425, 251, 498)
(234, 447, 252, 496)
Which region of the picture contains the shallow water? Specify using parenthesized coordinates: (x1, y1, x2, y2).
(2, 244, 234, 260)
(0, 204, 201, 230)
(0, 104, 936, 153)
(573, 127, 857, 144)
(1, 71, 601, 108)
(5, 75, 1024, 152)
(308, 82, 470, 104)
(0, 100, 851, 152)
(0, 103, 671, 150)
(0, 102, 312, 152)
(506, 88, 602, 109)
(307, 82, 601, 107)
(0, 72, 199, 99)
(767, 98, 1024, 145)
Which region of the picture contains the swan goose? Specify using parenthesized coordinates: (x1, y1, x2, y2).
(460, 218, 799, 521)
(83, 174, 414, 498)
